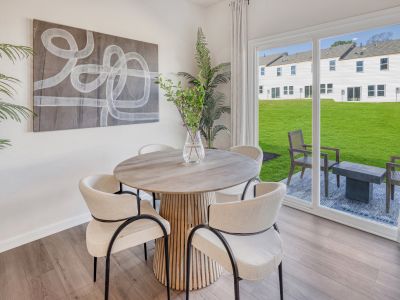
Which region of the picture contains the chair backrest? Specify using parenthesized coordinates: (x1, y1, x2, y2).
(288, 130, 306, 159)
(208, 182, 286, 234)
(138, 144, 175, 155)
(79, 174, 138, 221)
(230, 145, 263, 173)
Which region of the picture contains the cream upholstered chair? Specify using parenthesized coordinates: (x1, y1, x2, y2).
(79, 175, 171, 300)
(138, 144, 175, 208)
(215, 145, 263, 203)
(186, 182, 286, 300)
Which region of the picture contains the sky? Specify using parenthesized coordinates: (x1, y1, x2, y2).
(258, 24, 400, 57)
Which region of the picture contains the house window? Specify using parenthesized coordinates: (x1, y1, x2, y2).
(368, 85, 375, 97)
(356, 61, 364, 72)
(277, 67, 282, 76)
(289, 86, 294, 95)
(284, 86, 288, 95)
(380, 58, 389, 71)
(329, 60, 336, 71)
(327, 84, 333, 94)
(271, 87, 280, 99)
(377, 84, 385, 97)
(320, 84, 326, 94)
(260, 67, 265, 76)
(259, 85, 263, 94)
(291, 65, 296, 75)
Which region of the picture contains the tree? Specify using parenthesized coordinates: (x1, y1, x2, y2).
(0, 44, 34, 149)
(330, 40, 353, 48)
(178, 28, 231, 149)
(367, 32, 393, 45)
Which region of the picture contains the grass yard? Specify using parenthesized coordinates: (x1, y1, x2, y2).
(259, 99, 400, 182)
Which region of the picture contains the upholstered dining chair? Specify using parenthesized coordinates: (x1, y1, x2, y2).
(186, 182, 286, 300)
(138, 144, 175, 209)
(79, 174, 171, 300)
(215, 145, 263, 203)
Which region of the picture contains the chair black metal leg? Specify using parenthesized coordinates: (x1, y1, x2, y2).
(152, 192, 157, 209)
(185, 236, 192, 300)
(278, 262, 283, 300)
(233, 273, 240, 300)
(93, 257, 97, 282)
(105, 252, 111, 300)
(144, 243, 148, 261)
(164, 234, 171, 300)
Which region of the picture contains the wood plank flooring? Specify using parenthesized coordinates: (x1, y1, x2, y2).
(0, 206, 399, 300)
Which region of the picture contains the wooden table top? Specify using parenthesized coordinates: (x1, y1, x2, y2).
(114, 149, 259, 194)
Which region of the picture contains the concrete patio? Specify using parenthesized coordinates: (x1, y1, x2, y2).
(281, 170, 400, 226)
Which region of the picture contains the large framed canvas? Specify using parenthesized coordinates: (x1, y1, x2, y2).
(33, 20, 159, 132)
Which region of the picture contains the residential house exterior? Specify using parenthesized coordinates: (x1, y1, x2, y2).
(259, 40, 400, 102)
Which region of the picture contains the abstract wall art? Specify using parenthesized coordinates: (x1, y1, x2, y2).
(33, 20, 159, 132)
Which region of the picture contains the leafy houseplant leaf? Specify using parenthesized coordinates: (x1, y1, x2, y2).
(178, 28, 231, 149)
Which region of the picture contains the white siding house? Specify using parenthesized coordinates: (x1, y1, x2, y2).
(259, 40, 400, 102)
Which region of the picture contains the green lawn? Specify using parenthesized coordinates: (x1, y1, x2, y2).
(259, 99, 400, 182)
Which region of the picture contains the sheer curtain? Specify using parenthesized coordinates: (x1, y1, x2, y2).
(230, 0, 249, 146)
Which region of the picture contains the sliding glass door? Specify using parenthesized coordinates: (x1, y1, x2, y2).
(258, 42, 313, 205)
(252, 9, 400, 240)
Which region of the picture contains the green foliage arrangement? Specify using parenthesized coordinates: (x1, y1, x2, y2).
(0, 43, 33, 149)
(178, 28, 231, 148)
(157, 76, 205, 134)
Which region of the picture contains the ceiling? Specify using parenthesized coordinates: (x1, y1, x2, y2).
(187, 0, 225, 7)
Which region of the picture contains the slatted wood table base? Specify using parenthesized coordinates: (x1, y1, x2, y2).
(153, 192, 223, 291)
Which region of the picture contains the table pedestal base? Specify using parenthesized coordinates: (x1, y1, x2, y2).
(345, 178, 373, 203)
(153, 192, 223, 291)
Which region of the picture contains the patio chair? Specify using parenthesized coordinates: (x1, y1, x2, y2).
(287, 129, 340, 197)
(386, 156, 400, 213)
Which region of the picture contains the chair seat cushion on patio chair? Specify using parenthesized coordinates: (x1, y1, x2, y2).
(86, 201, 170, 258)
(190, 227, 283, 281)
(295, 156, 338, 169)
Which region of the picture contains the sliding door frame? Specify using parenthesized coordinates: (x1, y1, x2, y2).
(248, 6, 400, 241)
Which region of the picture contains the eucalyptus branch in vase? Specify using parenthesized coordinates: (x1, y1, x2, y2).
(156, 76, 206, 163)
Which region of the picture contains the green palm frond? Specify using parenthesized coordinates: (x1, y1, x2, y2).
(211, 124, 229, 141)
(0, 139, 11, 149)
(0, 74, 20, 98)
(0, 44, 33, 63)
(177, 72, 199, 84)
(0, 101, 32, 122)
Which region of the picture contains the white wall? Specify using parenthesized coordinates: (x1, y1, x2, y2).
(0, 0, 206, 252)
(204, 0, 400, 146)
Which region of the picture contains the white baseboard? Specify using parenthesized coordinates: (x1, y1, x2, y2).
(0, 213, 91, 253)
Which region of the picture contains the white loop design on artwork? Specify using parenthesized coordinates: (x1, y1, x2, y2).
(33, 28, 158, 126)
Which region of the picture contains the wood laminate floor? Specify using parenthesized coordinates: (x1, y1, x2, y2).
(1, 206, 399, 300)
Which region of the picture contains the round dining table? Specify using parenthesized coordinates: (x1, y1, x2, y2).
(114, 149, 259, 291)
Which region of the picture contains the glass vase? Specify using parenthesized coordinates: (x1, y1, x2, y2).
(183, 130, 205, 164)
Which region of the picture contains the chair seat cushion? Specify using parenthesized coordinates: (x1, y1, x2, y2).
(295, 156, 337, 169)
(191, 227, 283, 281)
(86, 201, 170, 258)
(215, 181, 259, 203)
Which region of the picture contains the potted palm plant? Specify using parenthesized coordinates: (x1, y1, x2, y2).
(0, 43, 33, 149)
(157, 76, 206, 164)
(178, 28, 231, 149)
